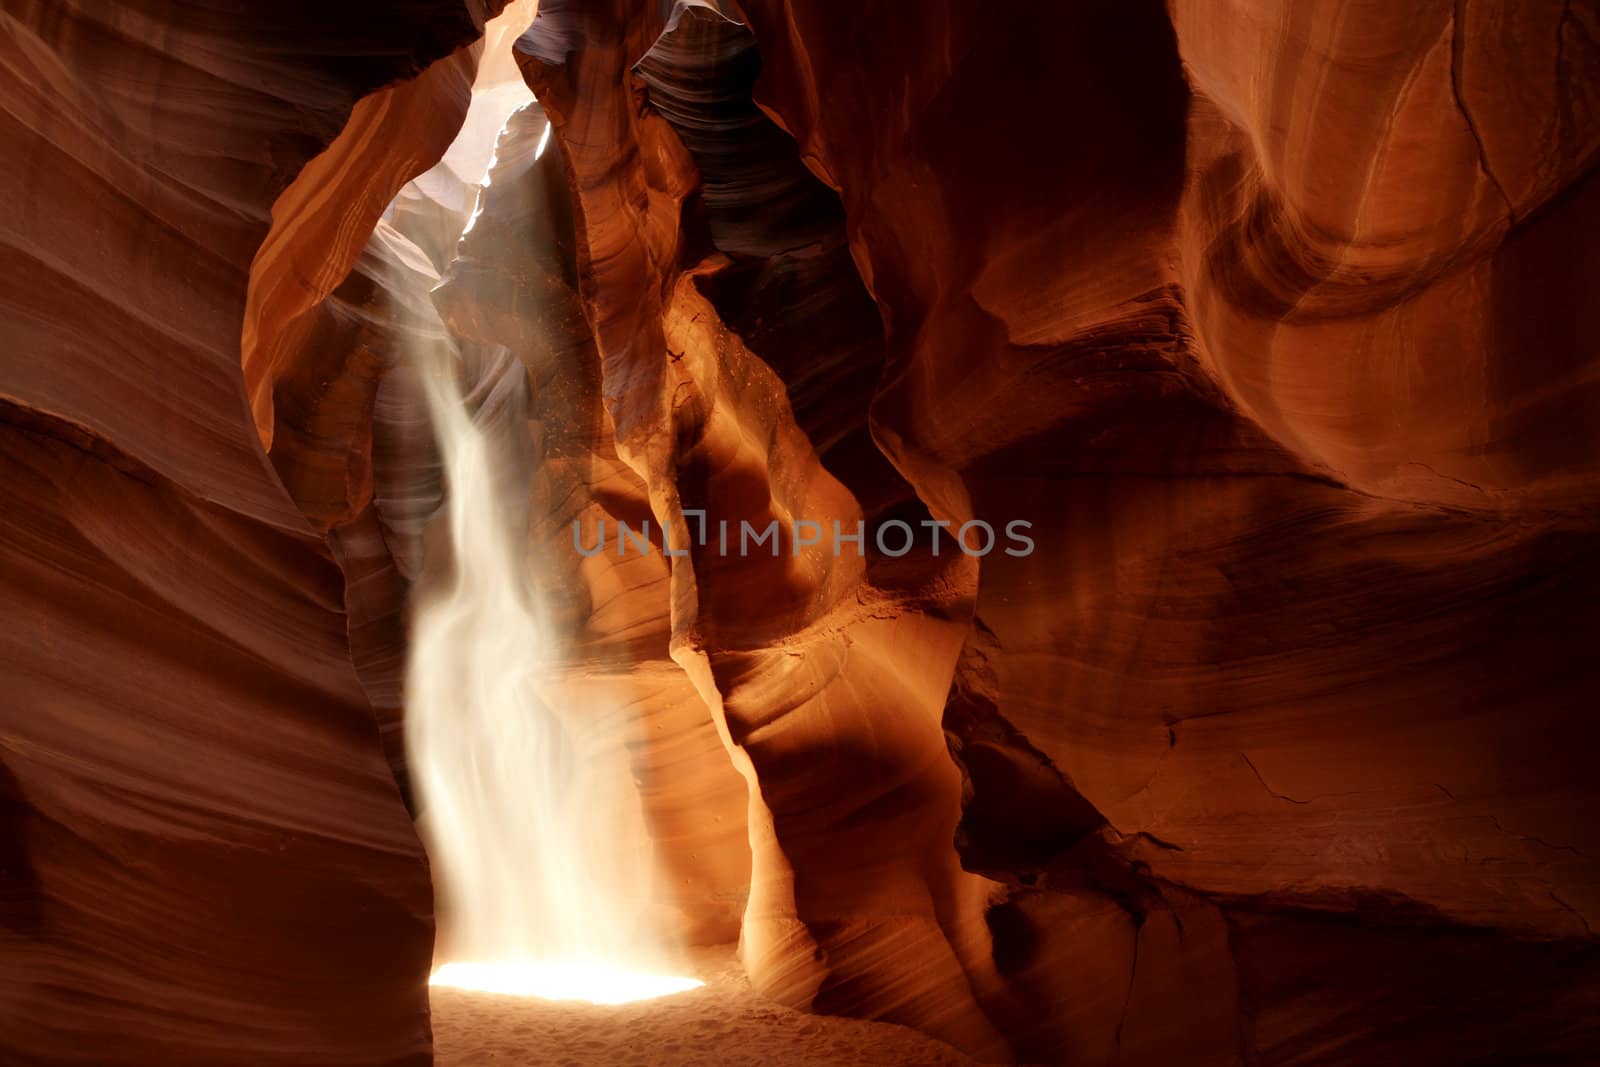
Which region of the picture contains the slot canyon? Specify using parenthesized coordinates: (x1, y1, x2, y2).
(3, 0, 1599, 1063)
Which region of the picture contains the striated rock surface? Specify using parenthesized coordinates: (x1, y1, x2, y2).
(0, 2, 502, 1064)
(517, 1, 1013, 1057)
(511, 0, 1600, 1061)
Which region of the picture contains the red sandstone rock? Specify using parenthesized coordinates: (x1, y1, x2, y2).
(0, 2, 502, 1063)
(3, 0, 1598, 1064)
(516, 0, 1600, 1060)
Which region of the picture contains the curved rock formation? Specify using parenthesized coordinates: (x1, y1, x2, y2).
(0, 2, 502, 1063)
(512, 0, 1600, 1061)
(517, 2, 1012, 1057)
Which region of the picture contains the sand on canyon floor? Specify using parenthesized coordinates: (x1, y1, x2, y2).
(430, 945, 977, 1066)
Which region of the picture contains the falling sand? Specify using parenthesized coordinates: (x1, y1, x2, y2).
(402, 0, 689, 998)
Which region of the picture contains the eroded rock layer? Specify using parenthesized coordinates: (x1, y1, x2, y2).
(510, 0, 1600, 1062)
(0, 2, 503, 1063)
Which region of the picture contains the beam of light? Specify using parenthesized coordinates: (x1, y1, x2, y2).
(429, 962, 703, 1004)
(403, 338, 693, 1002)
(390, 0, 694, 1008)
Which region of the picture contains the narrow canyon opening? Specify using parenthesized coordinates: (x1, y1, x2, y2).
(371, 6, 1002, 1059)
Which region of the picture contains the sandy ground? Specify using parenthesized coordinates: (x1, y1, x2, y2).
(431, 946, 977, 1066)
